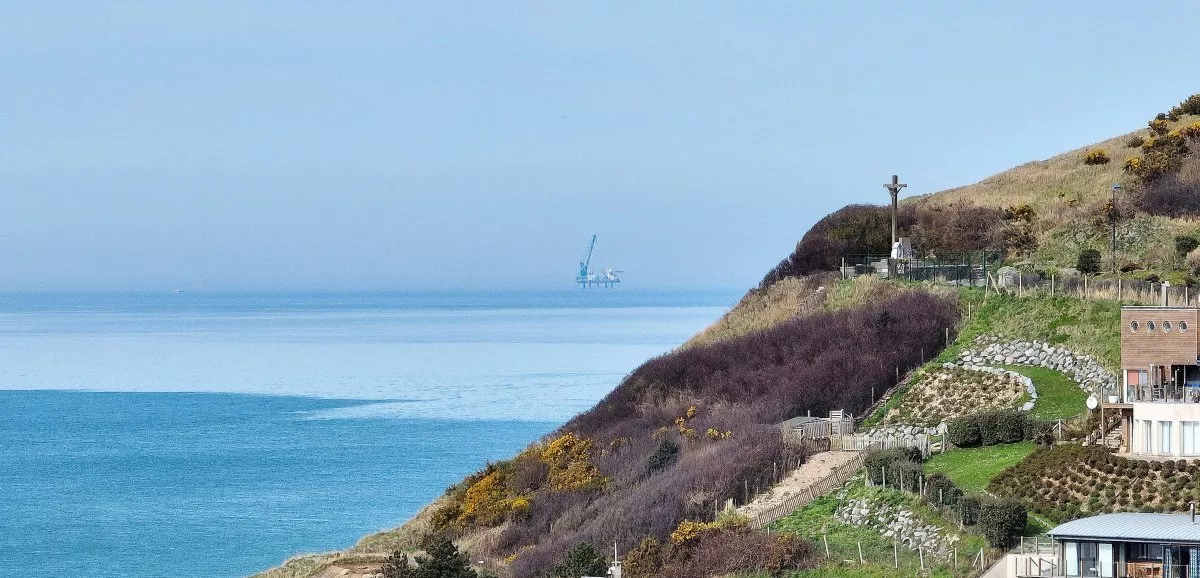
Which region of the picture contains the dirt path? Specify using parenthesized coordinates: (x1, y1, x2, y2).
(737, 451, 860, 517)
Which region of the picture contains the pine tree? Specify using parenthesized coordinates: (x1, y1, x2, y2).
(551, 542, 608, 578)
(381, 550, 419, 578)
(414, 536, 477, 578)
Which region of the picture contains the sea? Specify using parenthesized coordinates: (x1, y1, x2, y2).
(0, 290, 736, 578)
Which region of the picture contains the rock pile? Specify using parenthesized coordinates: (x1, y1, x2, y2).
(836, 493, 961, 558)
(956, 337, 1115, 397)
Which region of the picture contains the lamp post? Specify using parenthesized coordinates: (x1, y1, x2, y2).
(1111, 183, 1122, 273)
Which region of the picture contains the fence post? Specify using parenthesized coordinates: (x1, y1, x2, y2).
(824, 534, 830, 558)
(894, 540, 899, 568)
(919, 545, 924, 569)
(858, 541, 864, 564)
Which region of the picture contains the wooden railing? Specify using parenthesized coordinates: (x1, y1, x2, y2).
(748, 443, 879, 529)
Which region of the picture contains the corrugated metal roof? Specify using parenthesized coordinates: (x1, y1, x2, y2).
(1049, 513, 1200, 543)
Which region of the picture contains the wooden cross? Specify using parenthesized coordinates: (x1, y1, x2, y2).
(883, 174, 907, 245)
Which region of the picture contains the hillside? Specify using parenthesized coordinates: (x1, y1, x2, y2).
(259, 94, 1200, 578)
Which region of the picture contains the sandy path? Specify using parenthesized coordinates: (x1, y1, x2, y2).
(737, 451, 859, 517)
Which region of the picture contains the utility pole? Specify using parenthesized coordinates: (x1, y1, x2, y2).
(884, 175, 907, 246)
(1111, 184, 1121, 273)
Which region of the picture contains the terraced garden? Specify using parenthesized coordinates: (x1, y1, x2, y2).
(880, 366, 1027, 427)
(989, 444, 1200, 523)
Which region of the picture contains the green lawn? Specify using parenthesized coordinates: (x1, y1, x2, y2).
(923, 442, 1037, 493)
(937, 292, 1120, 371)
(1002, 365, 1089, 421)
(769, 479, 985, 577)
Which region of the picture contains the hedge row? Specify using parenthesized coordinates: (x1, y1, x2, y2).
(947, 409, 1052, 448)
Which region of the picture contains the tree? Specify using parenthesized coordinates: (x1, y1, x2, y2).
(383, 537, 477, 578)
(1076, 249, 1102, 275)
(551, 542, 609, 578)
(1175, 235, 1199, 258)
(381, 551, 419, 578)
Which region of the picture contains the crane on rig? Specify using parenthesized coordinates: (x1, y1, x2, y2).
(575, 235, 621, 287)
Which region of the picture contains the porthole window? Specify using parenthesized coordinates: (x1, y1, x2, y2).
(1182, 321, 1189, 333)
(1164, 321, 1173, 333)
(1148, 321, 1157, 332)
(1131, 321, 1141, 333)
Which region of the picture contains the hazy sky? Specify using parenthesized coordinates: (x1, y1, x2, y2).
(1, 2, 1195, 290)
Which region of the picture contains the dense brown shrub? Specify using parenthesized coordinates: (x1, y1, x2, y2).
(657, 527, 816, 578)
(1134, 155, 1200, 216)
(499, 289, 958, 575)
(1126, 135, 1146, 148)
(760, 202, 1002, 287)
(760, 204, 916, 285)
(912, 201, 1004, 254)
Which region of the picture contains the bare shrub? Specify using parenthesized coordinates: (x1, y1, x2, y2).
(502, 289, 959, 575)
(1134, 155, 1200, 216)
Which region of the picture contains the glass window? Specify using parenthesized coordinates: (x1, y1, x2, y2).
(1131, 321, 1141, 332)
(1144, 420, 1153, 453)
(1162, 421, 1174, 454)
(1099, 543, 1113, 578)
(1164, 321, 1173, 333)
(1065, 541, 1079, 576)
(1185, 422, 1199, 456)
(1182, 321, 1189, 333)
(1149, 321, 1157, 332)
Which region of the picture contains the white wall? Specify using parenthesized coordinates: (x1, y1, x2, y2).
(1131, 402, 1200, 457)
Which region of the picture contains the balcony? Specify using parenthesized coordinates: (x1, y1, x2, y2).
(1127, 384, 1200, 404)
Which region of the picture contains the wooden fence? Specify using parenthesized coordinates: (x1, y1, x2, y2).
(748, 446, 874, 529)
(785, 419, 856, 441)
(829, 434, 931, 458)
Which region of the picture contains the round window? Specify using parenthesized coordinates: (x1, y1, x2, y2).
(1148, 320, 1157, 332)
(1182, 321, 1190, 333)
(1131, 321, 1141, 333)
(1164, 321, 1173, 333)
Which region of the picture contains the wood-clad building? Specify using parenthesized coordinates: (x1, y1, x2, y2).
(1114, 306, 1200, 457)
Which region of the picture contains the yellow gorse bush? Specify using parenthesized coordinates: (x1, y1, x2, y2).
(669, 520, 715, 544)
(459, 469, 512, 527)
(1084, 149, 1108, 164)
(540, 432, 607, 492)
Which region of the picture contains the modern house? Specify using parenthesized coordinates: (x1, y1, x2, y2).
(1047, 512, 1200, 577)
(1107, 305, 1200, 457)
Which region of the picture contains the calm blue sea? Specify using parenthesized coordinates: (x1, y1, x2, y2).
(0, 290, 735, 577)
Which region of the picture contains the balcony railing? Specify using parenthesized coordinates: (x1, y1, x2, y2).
(1043, 563, 1190, 577)
(1127, 385, 1200, 404)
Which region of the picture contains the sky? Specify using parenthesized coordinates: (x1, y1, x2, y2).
(0, 1, 1196, 291)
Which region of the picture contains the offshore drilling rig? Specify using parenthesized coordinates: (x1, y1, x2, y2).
(575, 235, 622, 287)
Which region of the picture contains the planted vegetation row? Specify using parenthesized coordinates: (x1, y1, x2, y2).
(990, 444, 1200, 524)
(420, 289, 958, 576)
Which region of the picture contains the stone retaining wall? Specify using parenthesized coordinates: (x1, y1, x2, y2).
(956, 337, 1115, 398)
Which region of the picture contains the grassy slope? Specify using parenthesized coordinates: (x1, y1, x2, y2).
(941, 291, 1120, 370)
(1004, 366, 1089, 421)
(924, 442, 1036, 493)
(769, 478, 984, 578)
(909, 114, 1200, 272)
